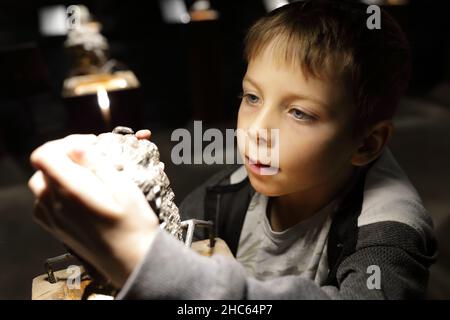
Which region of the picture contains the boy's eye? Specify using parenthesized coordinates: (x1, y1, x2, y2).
(243, 93, 260, 105)
(289, 108, 314, 121)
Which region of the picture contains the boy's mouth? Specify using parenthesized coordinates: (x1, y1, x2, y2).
(246, 156, 270, 167)
(245, 155, 279, 176)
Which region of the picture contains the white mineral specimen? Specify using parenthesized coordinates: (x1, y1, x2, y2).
(92, 127, 182, 240)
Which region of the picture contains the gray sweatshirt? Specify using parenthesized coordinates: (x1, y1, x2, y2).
(117, 149, 437, 299)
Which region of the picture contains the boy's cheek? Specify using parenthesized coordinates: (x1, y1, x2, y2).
(278, 142, 332, 175)
(236, 111, 250, 134)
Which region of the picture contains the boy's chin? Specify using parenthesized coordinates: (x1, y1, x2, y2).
(247, 173, 284, 197)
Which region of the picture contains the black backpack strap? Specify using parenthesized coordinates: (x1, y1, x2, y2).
(324, 166, 370, 286)
(179, 164, 242, 241)
(205, 178, 255, 257)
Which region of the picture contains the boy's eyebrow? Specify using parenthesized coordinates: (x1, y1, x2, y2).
(285, 92, 329, 111)
(243, 76, 329, 110)
(242, 76, 262, 92)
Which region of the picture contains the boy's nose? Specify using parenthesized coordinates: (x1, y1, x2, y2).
(248, 110, 277, 148)
(247, 129, 271, 148)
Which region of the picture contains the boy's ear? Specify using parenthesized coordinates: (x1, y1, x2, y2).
(351, 120, 394, 167)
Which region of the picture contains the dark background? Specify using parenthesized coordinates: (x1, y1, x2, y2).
(0, 0, 449, 299)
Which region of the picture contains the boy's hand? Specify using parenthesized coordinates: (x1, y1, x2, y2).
(28, 134, 159, 288)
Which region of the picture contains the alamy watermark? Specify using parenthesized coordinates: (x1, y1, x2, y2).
(66, 5, 82, 31)
(170, 121, 280, 175)
(366, 265, 381, 290)
(366, 4, 381, 30)
(66, 265, 82, 290)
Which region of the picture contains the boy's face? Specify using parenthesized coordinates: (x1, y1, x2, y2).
(237, 47, 359, 197)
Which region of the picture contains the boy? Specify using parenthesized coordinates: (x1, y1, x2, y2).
(29, 1, 437, 299)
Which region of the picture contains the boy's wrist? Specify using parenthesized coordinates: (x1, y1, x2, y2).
(110, 227, 160, 288)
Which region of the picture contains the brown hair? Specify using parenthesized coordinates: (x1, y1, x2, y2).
(244, 0, 411, 135)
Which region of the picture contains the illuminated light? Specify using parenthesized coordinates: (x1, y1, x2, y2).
(189, 0, 219, 22)
(97, 86, 111, 128)
(112, 78, 128, 89)
(159, 0, 191, 24)
(63, 71, 140, 97)
(97, 87, 109, 110)
(38, 5, 68, 36)
(263, 0, 290, 12)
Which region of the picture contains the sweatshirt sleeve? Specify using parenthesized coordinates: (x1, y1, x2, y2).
(116, 223, 435, 300)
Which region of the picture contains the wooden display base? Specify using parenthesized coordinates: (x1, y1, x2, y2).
(31, 238, 233, 300)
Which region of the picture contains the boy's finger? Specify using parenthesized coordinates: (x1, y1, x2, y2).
(28, 170, 49, 198)
(135, 129, 151, 140)
(30, 141, 122, 217)
(63, 134, 97, 144)
(30, 135, 97, 169)
(64, 143, 155, 220)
